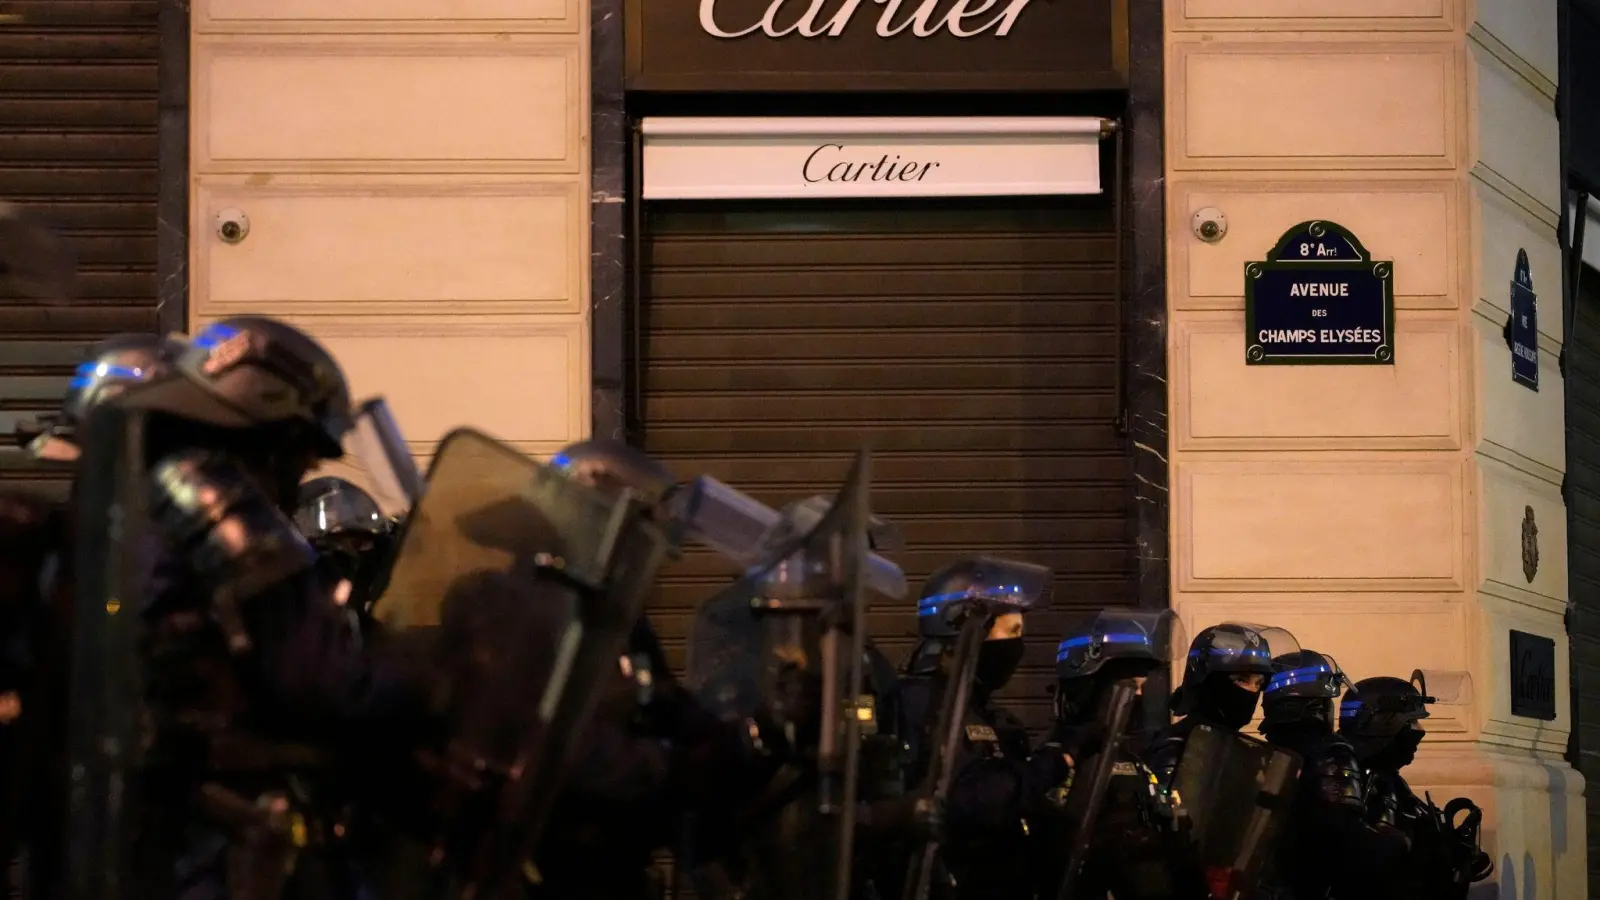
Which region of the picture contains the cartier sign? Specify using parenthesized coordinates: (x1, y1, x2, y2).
(699, 0, 1035, 39)
(626, 0, 1126, 92)
(640, 117, 1106, 200)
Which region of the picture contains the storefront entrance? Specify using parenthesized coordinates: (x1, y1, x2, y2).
(636, 194, 1128, 730)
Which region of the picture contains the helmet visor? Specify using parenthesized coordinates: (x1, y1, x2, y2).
(294, 479, 390, 542)
(341, 397, 422, 516)
(918, 557, 1052, 621)
(1411, 668, 1472, 705)
(1226, 622, 1302, 659)
(1057, 607, 1186, 666)
(1267, 653, 1352, 699)
(1193, 625, 1277, 674)
(1339, 689, 1430, 734)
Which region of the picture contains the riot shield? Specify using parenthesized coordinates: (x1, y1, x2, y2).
(683, 450, 882, 900)
(368, 428, 673, 900)
(1171, 723, 1302, 900)
(60, 401, 150, 900)
(1053, 680, 1139, 900)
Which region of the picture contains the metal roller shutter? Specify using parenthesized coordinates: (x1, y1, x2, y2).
(1566, 264, 1600, 897)
(637, 196, 1131, 734)
(0, 0, 160, 497)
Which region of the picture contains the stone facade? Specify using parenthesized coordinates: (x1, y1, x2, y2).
(1165, 0, 1585, 893)
(187, 0, 592, 466)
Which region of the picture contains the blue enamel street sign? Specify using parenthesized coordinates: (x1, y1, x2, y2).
(1244, 220, 1396, 366)
(1510, 248, 1539, 391)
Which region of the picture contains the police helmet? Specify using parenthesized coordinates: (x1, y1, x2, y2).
(119, 317, 353, 459)
(1262, 648, 1351, 724)
(550, 438, 679, 506)
(1338, 672, 1433, 742)
(1055, 607, 1185, 680)
(20, 332, 179, 461)
(916, 555, 1052, 638)
(1170, 622, 1297, 716)
(294, 476, 390, 545)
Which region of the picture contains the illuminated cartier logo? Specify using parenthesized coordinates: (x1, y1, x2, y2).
(699, 0, 1036, 39)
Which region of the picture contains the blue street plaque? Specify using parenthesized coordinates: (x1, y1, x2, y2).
(1244, 220, 1396, 366)
(1510, 248, 1539, 391)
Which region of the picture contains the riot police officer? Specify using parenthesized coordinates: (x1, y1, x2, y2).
(1038, 608, 1194, 900)
(19, 332, 178, 462)
(68, 315, 432, 900)
(293, 476, 399, 617)
(1145, 623, 1301, 899)
(897, 556, 1063, 900)
(1146, 622, 1287, 784)
(1257, 650, 1404, 899)
(1339, 672, 1493, 899)
(3, 332, 179, 900)
(523, 441, 831, 900)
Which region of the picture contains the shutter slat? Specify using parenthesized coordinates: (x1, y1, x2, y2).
(0, 0, 160, 491)
(638, 195, 1129, 738)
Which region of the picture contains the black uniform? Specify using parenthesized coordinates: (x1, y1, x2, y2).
(77, 318, 432, 900)
(1339, 674, 1492, 900)
(5, 333, 176, 900)
(521, 446, 878, 900)
(898, 555, 1058, 900)
(0, 491, 69, 900)
(1037, 608, 1194, 900)
(899, 675, 1061, 900)
(527, 617, 783, 900)
(1256, 651, 1405, 900)
(1146, 623, 1285, 787)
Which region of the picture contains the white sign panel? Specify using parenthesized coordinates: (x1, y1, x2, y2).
(640, 116, 1105, 200)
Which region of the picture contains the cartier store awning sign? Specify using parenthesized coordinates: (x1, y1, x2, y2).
(625, 0, 1128, 92)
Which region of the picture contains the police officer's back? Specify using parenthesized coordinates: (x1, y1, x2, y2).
(1338, 672, 1492, 899)
(898, 556, 1061, 900)
(1257, 650, 1404, 899)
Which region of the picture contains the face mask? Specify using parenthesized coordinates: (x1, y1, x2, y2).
(1367, 727, 1424, 771)
(975, 637, 1024, 691)
(1200, 678, 1261, 730)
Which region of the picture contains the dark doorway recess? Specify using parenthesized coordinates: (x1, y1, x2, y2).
(1564, 263, 1600, 896)
(633, 195, 1129, 732)
(0, 0, 163, 497)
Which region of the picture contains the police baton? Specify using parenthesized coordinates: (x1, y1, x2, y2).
(1054, 679, 1139, 900)
(900, 609, 988, 900)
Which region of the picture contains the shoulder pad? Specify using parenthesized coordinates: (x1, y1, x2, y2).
(149, 450, 315, 605)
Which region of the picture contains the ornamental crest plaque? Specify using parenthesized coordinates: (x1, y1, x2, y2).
(1523, 505, 1539, 583)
